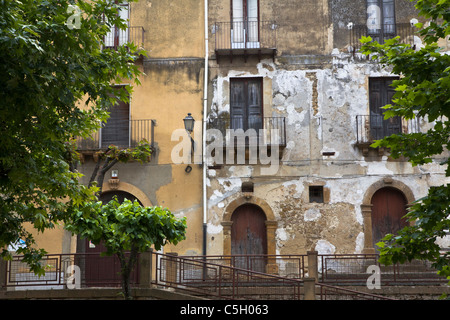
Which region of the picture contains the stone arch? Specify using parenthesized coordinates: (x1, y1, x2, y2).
(102, 180, 153, 207)
(221, 196, 278, 273)
(76, 181, 154, 255)
(222, 196, 278, 262)
(362, 178, 415, 207)
(223, 196, 276, 222)
(361, 178, 415, 253)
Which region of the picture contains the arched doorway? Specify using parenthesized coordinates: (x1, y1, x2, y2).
(371, 187, 408, 248)
(99, 190, 142, 205)
(81, 190, 142, 286)
(231, 203, 267, 272)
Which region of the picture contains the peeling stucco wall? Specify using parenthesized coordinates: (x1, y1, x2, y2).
(205, 46, 449, 255)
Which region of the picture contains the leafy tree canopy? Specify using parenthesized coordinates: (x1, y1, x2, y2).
(360, 0, 450, 286)
(0, 0, 143, 273)
(65, 198, 187, 299)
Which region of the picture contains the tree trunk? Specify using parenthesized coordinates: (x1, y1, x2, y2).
(117, 248, 139, 300)
(88, 153, 118, 195)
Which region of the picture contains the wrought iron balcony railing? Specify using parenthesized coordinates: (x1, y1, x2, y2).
(356, 114, 420, 145)
(214, 20, 277, 61)
(349, 23, 416, 54)
(207, 116, 286, 147)
(103, 26, 145, 50)
(76, 119, 155, 151)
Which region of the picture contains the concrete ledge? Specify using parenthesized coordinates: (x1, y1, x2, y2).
(0, 287, 208, 300)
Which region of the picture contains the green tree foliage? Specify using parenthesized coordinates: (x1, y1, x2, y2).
(65, 198, 187, 299)
(360, 0, 450, 286)
(0, 0, 144, 273)
(88, 140, 154, 195)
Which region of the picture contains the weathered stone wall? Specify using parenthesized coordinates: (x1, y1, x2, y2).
(204, 0, 450, 256)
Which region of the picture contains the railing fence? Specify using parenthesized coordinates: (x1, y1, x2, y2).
(76, 119, 155, 151)
(350, 23, 417, 54)
(2, 251, 447, 300)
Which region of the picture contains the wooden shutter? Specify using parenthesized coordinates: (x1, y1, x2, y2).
(230, 78, 263, 131)
(118, 3, 129, 46)
(247, 0, 259, 43)
(369, 77, 400, 139)
(101, 89, 130, 148)
(231, 0, 259, 46)
(232, 0, 245, 44)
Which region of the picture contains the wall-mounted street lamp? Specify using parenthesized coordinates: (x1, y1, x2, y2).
(183, 113, 195, 173)
(183, 113, 195, 134)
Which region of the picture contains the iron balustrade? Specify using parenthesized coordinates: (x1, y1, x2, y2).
(350, 23, 417, 54)
(317, 283, 395, 300)
(104, 26, 145, 50)
(153, 252, 304, 300)
(76, 119, 155, 151)
(207, 116, 286, 147)
(3, 252, 446, 298)
(214, 20, 277, 52)
(319, 254, 447, 285)
(356, 114, 420, 145)
(3, 253, 139, 289)
(180, 254, 306, 279)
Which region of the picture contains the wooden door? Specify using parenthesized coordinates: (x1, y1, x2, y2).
(104, 3, 129, 48)
(371, 187, 408, 248)
(367, 0, 396, 42)
(231, 204, 267, 272)
(230, 78, 263, 132)
(231, 0, 259, 47)
(369, 77, 401, 140)
(83, 191, 140, 287)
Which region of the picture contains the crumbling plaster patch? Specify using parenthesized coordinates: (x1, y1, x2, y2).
(206, 55, 449, 256)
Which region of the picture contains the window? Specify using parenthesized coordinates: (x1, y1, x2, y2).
(369, 77, 401, 140)
(230, 78, 263, 132)
(231, 0, 260, 48)
(241, 181, 254, 193)
(101, 86, 130, 148)
(367, 0, 396, 42)
(105, 2, 129, 48)
(309, 186, 324, 203)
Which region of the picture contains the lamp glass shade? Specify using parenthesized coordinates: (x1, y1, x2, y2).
(183, 113, 195, 133)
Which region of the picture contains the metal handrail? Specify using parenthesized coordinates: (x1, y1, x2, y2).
(350, 22, 416, 54)
(207, 116, 286, 147)
(355, 114, 420, 144)
(214, 20, 277, 51)
(76, 119, 156, 151)
(103, 26, 145, 50)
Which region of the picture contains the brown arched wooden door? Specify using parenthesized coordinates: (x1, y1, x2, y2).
(371, 187, 408, 248)
(231, 204, 267, 272)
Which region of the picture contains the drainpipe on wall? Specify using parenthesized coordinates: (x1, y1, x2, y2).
(202, 0, 209, 257)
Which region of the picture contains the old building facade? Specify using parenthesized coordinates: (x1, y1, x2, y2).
(203, 0, 450, 262)
(25, 0, 449, 267)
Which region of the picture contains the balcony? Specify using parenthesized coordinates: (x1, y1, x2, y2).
(206, 116, 285, 165)
(103, 26, 145, 51)
(349, 23, 416, 55)
(214, 20, 277, 63)
(355, 114, 420, 155)
(76, 119, 156, 152)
